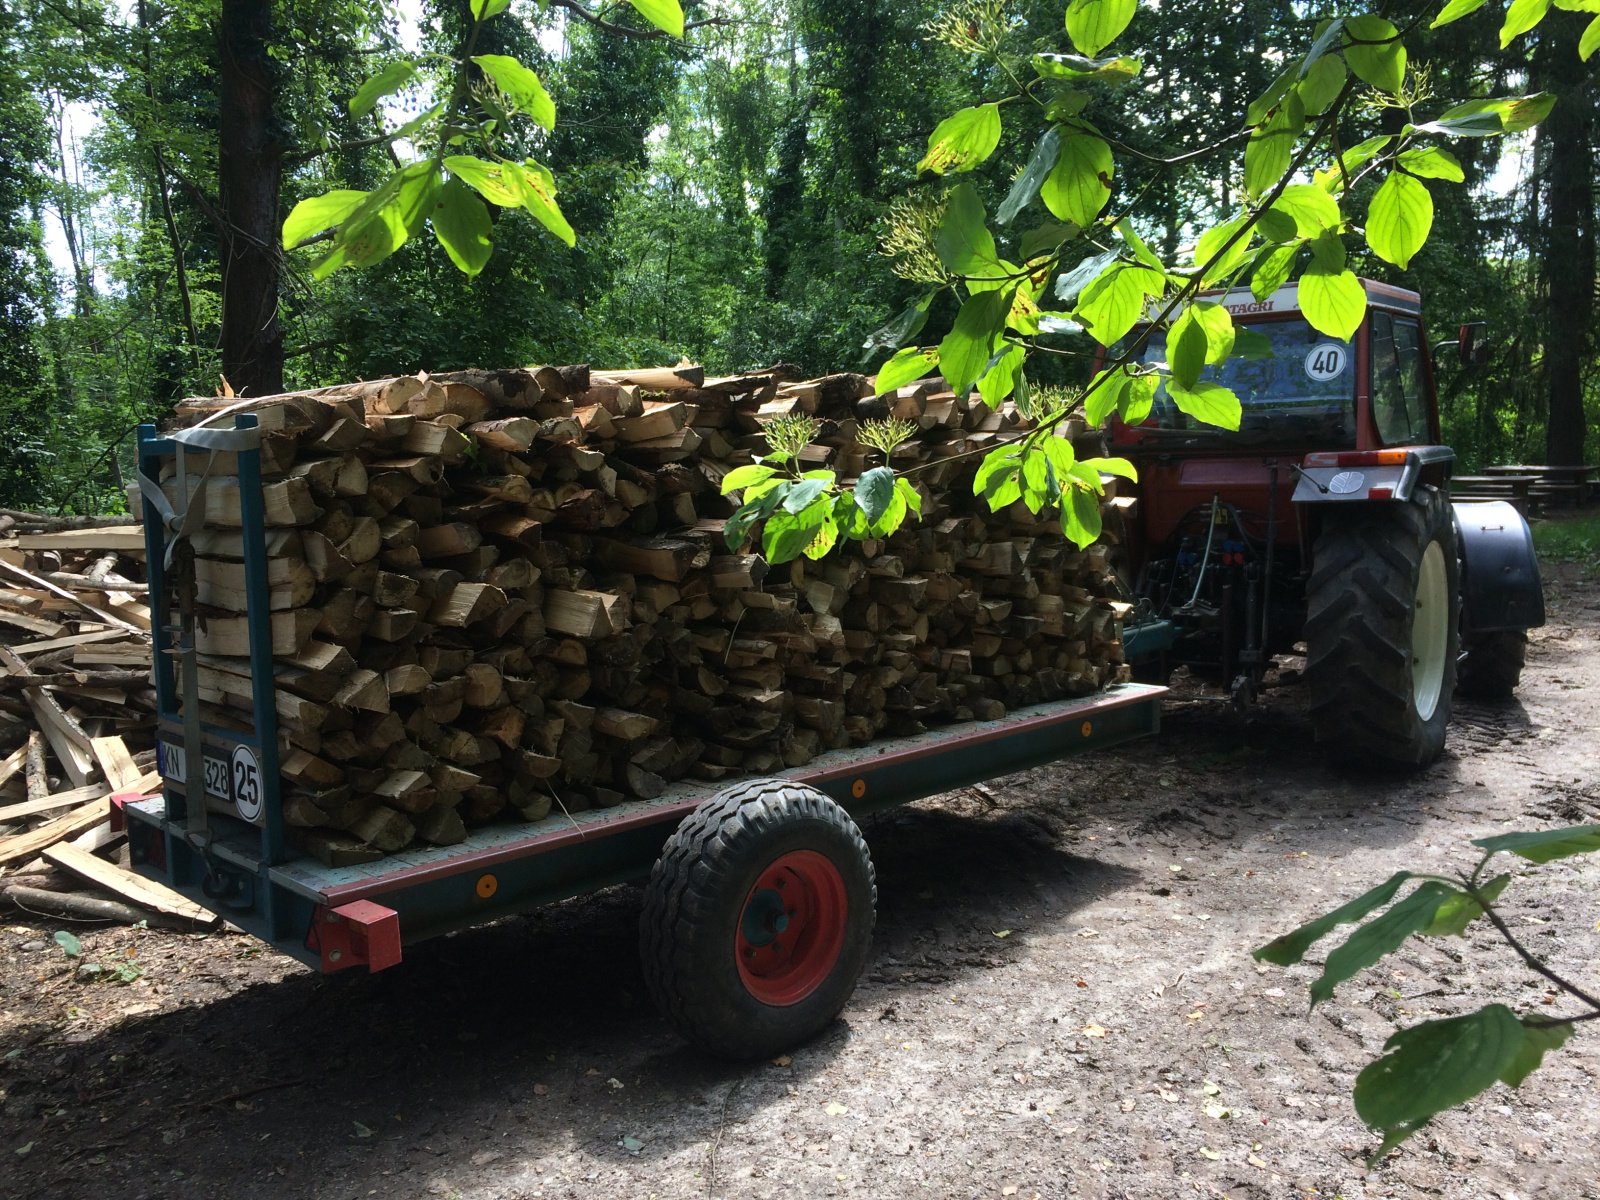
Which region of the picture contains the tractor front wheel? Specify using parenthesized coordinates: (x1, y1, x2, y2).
(1304, 486, 1460, 768)
(640, 779, 876, 1060)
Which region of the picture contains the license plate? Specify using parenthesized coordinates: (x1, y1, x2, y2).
(157, 740, 264, 824)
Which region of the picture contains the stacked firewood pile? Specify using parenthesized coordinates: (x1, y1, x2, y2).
(0, 514, 213, 927)
(158, 363, 1131, 865)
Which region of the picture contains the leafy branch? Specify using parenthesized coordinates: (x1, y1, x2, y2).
(1256, 823, 1600, 1162)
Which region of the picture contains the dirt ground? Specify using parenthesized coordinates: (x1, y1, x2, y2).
(2, 558, 1598, 1200)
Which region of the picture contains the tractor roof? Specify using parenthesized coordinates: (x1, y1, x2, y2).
(1201, 278, 1421, 320)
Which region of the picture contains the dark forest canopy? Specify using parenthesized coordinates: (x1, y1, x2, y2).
(0, 0, 1595, 512)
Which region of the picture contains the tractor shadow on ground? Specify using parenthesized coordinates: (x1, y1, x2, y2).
(2, 801, 1133, 1200)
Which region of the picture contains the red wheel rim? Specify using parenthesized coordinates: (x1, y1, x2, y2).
(735, 849, 848, 1007)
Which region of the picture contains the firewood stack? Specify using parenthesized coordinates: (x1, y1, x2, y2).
(158, 364, 1132, 865)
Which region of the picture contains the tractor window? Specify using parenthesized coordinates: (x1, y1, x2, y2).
(1127, 318, 1355, 447)
(1370, 312, 1429, 445)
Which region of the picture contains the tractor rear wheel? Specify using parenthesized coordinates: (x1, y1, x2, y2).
(1457, 630, 1527, 700)
(640, 779, 876, 1060)
(1304, 487, 1460, 768)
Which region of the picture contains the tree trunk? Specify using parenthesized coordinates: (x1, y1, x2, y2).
(1536, 22, 1594, 467)
(218, 0, 284, 398)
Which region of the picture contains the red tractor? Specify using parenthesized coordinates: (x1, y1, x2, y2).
(1111, 278, 1545, 769)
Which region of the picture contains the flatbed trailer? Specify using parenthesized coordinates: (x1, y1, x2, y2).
(125, 416, 1164, 1058)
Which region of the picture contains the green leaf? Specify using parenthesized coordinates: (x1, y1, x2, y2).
(511, 160, 576, 247)
(428, 177, 493, 276)
(1054, 249, 1119, 303)
(935, 183, 1000, 275)
(626, 0, 684, 37)
(472, 55, 556, 129)
(1471, 823, 1600, 863)
(53, 930, 82, 957)
(1121, 373, 1157, 423)
(1311, 881, 1452, 1008)
(1500, 1020, 1573, 1088)
(1233, 327, 1275, 359)
(350, 61, 416, 118)
(863, 293, 935, 360)
(1299, 268, 1366, 340)
(1166, 381, 1242, 430)
(1353, 1005, 1525, 1149)
(939, 290, 1012, 395)
(1309, 229, 1347, 272)
(764, 505, 826, 564)
(1315, 135, 1394, 191)
(854, 467, 897, 520)
(1245, 97, 1303, 202)
(1195, 214, 1255, 284)
(1398, 146, 1465, 182)
(1432, 0, 1489, 26)
(783, 478, 828, 514)
(1065, 0, 1136, 56)
(1080, 456, 1137, 481)
(1254, 871, 1418, 964)
(1033, 52, 1141, 83)
(1083, 368, 1128, 425)
(1021, 221, 1078, 261)
(1367, 171, 1434, 269)
(1584, 14, 1600, 61)
(1190, 301, 1236, 363)
(1247, 66, 1297, 127)
(1061, 482, 1103, 548)
(874, 345, 940, 395)
(1297, 54, 1346, 116)
(283, 189, 368, 250)
(1270, 185, 1342, 238)
(1040, 133, 1113, 228)
(978, 343, 1025, 408)
(1422, 875, 1510, 937)
(918, 104, 1003, 175)
(1500, 0, 1552, 46)
(974, 446, 1025, 509)
(723, 482, 789, 549)
(1116, 218, 1164, 270)
(1300, 17, 1347, 75)
(997, 129, 1062, 225)
(721, 464, 777, 495)
(445, 154, 523, 206)
(804, 513, 839, 560)
(894, 476, 923, 518)
(312, 163, 438, 279)
(1344, 15, 1406, 95)
(1413, 94, 1555, 137)
(1021, 447, 1055, 513)
(1075, 263, 1163, 347)
(470, 0, 510, 18)
(1251, 243, 1300, 301)
(1168, 307, 1211, 390)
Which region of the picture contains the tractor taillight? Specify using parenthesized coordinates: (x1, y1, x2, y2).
(1303, 450, 1411, 468)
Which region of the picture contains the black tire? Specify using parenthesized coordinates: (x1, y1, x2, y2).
(640, 779, 876, 1060)
(1304, 486, 1460, 769)
(1457, 629, 1527, 700)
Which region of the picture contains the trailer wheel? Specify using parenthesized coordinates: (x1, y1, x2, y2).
(1304, 486, 1460, 768)
(1457, 629, 1527, 700)
(640, 779, 876, 1060)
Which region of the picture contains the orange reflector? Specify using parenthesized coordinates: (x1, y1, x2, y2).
(1081, 721, 1094, 738)
(475, 874, 498, 899)
(851, 778, 867, 799)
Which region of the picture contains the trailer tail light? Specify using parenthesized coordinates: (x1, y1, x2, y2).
(1303, 450, 1411, 468)
(1367, 487, 1394, 500)
(309, 900, 402, 973)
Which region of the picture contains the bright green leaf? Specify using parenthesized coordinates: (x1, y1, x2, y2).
(1022, 221, 1078, 261)
(918, 104, 1003, 175)
(863, 293, 935, 361)
(935, 183, 1000, 275)
(1584, 14, 1600, 60)
(854, 467, 896, 521)
(998, 129, 1062, 225)
(1081, 456, 1137, 481)
(1040, 133, 1114, 228)
(1299, 267, 1366, 340)
(939, 290, 1012, 395)
(1316, 135, 1393, 192)
(1500, 0, 1552, 46)
(784, 478, 828, 514)
(1432, 0, 1489, 26)
(1084, 368, 1128, 425)
(874, 345, 940, 395)
(1247, 66, 1297, 127)
(1271, 185, 1342, 238)
(350, 61, 416, 118)
(1398, 146, 1465, 182)
(1413, 94, 1555, 138)
(974, 446, 1025, 509)
(282, 189, 368, 250)
(894, 476, 923, 518)
(1311, 882, 1452, 1008)
(1065, 0, 1137, 57)
(1061, 483, 1103, 548)
(721, 464, 777, 495)
(1471, 823, 1600, 863)
(1195, 214, 1255, 284)
(1168, 307, 1211, 390)
(53, 930, 82, 957)
(978, 343, 1026, 408)
(1297, 54, 1346, 116)
(1033, 52, 1141, 82)
(1117, 218, 1164, 270)
(1368, 171, 1434, 269)
(1121, 373, 1158, 423)
(472, 55, 556, 129)
(764, 506, 824, 564)
(804, 514, 839, 561)
(470, 0, 510, 18)
(1344, 15, 1407, 95)
(1422, 875, 1510, 937)
(429, 177, 492, 276)
(1021, 447, 1054, 513)
(1245, 97, 1303, 202)
(1353, 1005, 1525, 1149)
(1075, 263, 1163, 347)
(1251, 243, 1300, 301)
(1166, 381, 1242, 430)
(445, 154, 522, 207)
(511, 160, 576, 247)
(626, 0, 684, 37)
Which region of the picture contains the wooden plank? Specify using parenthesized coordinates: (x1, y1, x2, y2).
(0, 557, 142, 633)
(0, 608, 65, 637)
(0, 742, 25, 791)
(90, 736, 142, 791)
(0, 798, 110, 866)
(12, 628, 131, 657)
(0, 782, 109, 823)
(15, 526, 146, 552)
(25, 686, 98, 787)
(43, 841, 215, 924)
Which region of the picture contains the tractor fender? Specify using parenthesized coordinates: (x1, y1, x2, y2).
(1453, 500, 1546, 632)
(1290, 446, 1456, 505)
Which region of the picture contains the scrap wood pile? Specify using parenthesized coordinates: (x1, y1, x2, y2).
(0, 512, 213, 929)
(162, 362, 1133, 866)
